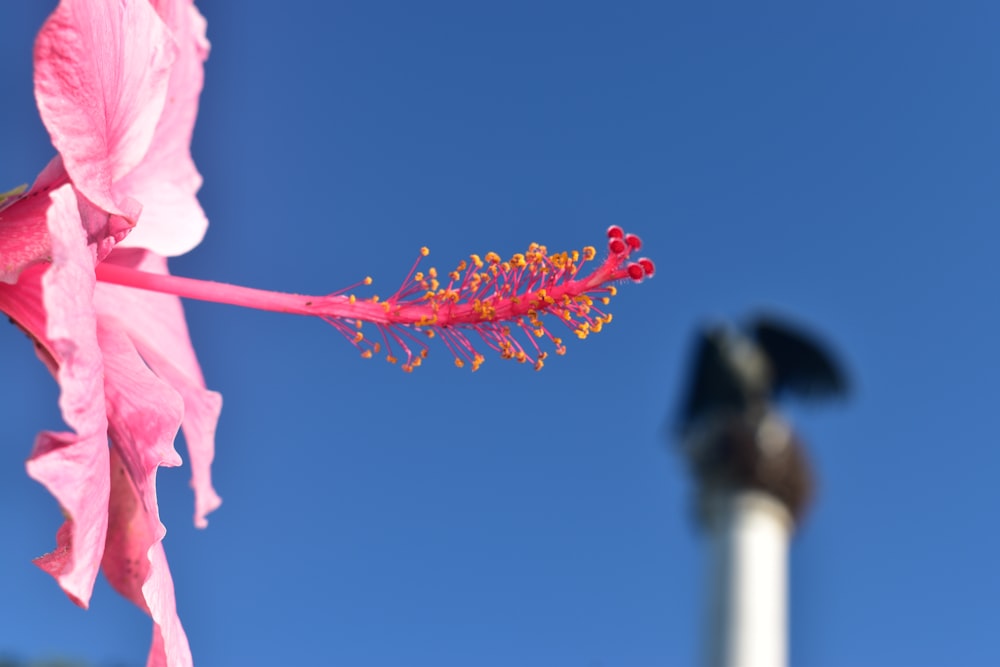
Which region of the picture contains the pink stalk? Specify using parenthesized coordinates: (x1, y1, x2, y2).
(96, 226, 655, 372)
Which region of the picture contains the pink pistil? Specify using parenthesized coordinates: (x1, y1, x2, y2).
(95, 228, 655, 372)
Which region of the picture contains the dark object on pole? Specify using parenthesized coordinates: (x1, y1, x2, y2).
(676, 314, 849, 522)
(677, 316, 848, 432)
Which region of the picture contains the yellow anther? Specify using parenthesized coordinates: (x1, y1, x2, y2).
(430, 279, 440, 291)
(470, 254, 484, 269)
(349, 294, 356, 304)
(353, 332, 364, 343)
(364, 276, 373, 285)
(386, 355, 398, 364)
(361, 350, 373, 359)
(372, 295, 380, 303)
(449, 270, 460, 281)
(533, 358, 544, 371)
(420, 246, 430, 257)
(583, 246, 596, 261)
(471, 354, 485, 371)
(455, 358, 465, 368)
(534, 328, 545, 338)
(414, 271, 424, 281)
(373, 342, 382, 353)
(381, 301, 391, 313)
(608, 286, 617, 296)
(485, 251, 501, 264)
(601, 297, 611, 305)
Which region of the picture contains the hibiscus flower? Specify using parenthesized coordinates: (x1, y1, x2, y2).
(0, 0, 217, 664)
(1, 1, 653, 666)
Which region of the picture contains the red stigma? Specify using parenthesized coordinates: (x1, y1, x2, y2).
(607, 225, 624, 239)
(625, 233, 642, 250)
(638, 257, 655, 278)
(627, 263, 645, 282)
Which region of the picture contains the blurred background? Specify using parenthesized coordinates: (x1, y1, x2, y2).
(1, 1, 998, 665)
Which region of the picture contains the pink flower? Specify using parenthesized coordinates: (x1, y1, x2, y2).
(1, 0, 654, 665)
(0, 0, 217, 665)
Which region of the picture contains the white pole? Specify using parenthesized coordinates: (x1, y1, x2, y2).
(703, 489, 792, 667)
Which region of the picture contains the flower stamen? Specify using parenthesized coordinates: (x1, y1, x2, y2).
(93, 227, 654, 371)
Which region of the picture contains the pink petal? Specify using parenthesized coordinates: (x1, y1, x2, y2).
(117, 0, 210, 257)
(96, 249, 222, 527)
(0, 270, 106, 610)
(143, 541, 192, 667)
(34, 0, 176, 222)
(98, 319, 190, 667)
(3, 185, 112, 608)
(76, 187, 144, 264)
(0, 156, 69, 284)
(104, 470, 191, 667)
(113, 177, 208, 257)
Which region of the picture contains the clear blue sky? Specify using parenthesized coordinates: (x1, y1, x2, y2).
(2, 1, 998, 665)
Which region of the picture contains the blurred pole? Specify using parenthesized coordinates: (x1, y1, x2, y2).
(675, 316, 845, 667)
(684, 410, 813, 667)
(703, 490, 791, 667)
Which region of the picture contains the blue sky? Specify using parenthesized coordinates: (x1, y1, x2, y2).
(2, 1, 998, 665)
